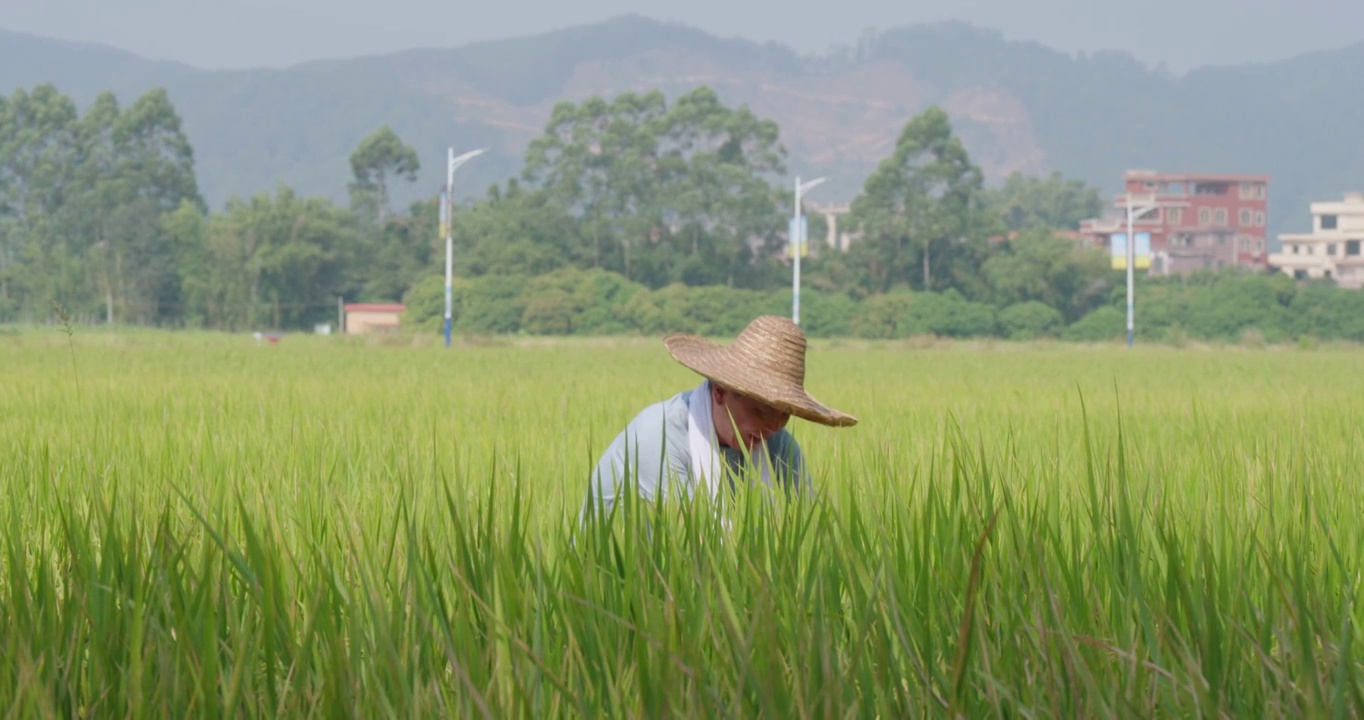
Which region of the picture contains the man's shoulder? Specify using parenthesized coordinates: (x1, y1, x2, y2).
(600, 389, 693, 486)
(622, 389, 692, 440)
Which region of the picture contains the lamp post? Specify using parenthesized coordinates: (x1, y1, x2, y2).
(792, 175, 827, 326)
(443, 147, 488, 348)
(1122, 192, 1161, 347)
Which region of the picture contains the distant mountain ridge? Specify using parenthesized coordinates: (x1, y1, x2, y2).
(3, 15, 1363, 239)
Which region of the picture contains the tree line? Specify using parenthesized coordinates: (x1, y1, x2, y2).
(3, 81, 1360, 342)
(399, 264, 1364, 344)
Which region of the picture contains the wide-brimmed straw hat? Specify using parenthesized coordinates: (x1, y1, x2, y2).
(663, 315, 857, 427)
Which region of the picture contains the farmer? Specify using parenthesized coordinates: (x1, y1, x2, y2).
(580, 315, 857, 519)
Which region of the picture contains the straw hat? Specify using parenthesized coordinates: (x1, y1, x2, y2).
(663, 315, 857, 427)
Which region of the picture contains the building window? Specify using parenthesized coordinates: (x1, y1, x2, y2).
(1255, 212, 1265, 226)
(1256, 184, 1266, 199)
(1215, 208, 1228, 225)
(1199, 208, 1211, 225)
(1292, 244, 1299, 254)
(1294, 269, 1307, 280)
(1168, 207, 1183, 225)
(1322, 215, 1338, 230)
(1239, 208, 1252, 225)
(1328, 243, 1337, 255)
(1239, 182, 1253, 199)
(1348, 240, 1361, 256)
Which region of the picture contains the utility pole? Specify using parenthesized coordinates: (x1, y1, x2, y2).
(1123, 192, 1161, 347)
(443, 147, 488, 348)
(792, 175, 828, 326)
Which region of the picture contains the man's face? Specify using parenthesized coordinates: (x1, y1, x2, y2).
(712, 384, 791, 451)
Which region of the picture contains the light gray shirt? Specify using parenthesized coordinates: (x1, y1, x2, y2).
(580, 387, 808, 518)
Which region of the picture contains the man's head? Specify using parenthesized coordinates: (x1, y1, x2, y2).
(710, 382, 791, 451)
(663, 315, 858, 428)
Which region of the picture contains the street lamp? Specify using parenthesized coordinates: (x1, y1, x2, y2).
(1122, 192, 1161, 347)
(792, 175, 828, 326)
(443, 147, 488, 348)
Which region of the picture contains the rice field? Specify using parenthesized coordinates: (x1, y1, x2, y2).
(2, 328, 1363, 717)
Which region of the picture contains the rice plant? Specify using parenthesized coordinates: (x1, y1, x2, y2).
(2, 330, 1361, 717)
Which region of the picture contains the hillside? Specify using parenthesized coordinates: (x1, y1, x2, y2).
(2, 16, 1362, 237)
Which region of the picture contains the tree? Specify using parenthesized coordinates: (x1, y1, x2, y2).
(349, 126, 420, 225)
(0, 85, 200, 324)
(452, 179, 576, 279)
(980, 227, 1111, 322)
(999, 301, 1064, 339)
(202, 185, 360, 330)
(983, 171, 1104, 232)
(522, 87, 787, 289)
(162, 199, 211, 326)
(660, 87, 787, 288)
(347, 195, 439, 304)
(523, 91, 669, 280)
(88, 88, 201, 323)
(846, 107, 985, 294)
(0, 85, 87, 321)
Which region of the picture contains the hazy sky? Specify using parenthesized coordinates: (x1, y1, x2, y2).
(2, 0, 1360, 72)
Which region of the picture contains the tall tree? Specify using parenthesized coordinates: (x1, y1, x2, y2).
(349, 126, 419, 225)
(161, 199, 211, 326)
(68, 91, 122, 323)
(984, 171, 1105, 232)
(0, 85, 200, 324)
(661, 87, 787, 288)
(522, 87, 786, 288)
(347, 194, 443, 303)
(451, 179, 577, 279)
(0, 84, 81, 320)
(981, 226, 1112, 321)
(202, 185, 360, 330)
(523, 91, 669, 281)
(88, 89, 201, 323)
(847, 107, 984, 293)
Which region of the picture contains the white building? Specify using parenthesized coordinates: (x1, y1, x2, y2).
(1270, 192, 1364, 289)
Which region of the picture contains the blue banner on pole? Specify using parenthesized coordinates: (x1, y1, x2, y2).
(1109, 232, 1151, 269)
(788, 216, 809, 258)
(439, 191, 450, 237)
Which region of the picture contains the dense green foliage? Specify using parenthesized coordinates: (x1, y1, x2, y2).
(3, 333, 1363, 716)
(399, 265, 1364, 344)
(4, 81, 1363, 340)
(0, 85, 201, 325)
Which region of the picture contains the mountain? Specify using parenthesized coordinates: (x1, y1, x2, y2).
(3, 16, 1362, 239)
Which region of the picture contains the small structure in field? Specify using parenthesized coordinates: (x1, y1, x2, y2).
(343, 303, 405, 335)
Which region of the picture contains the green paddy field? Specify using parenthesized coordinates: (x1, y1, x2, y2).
(2, 329, 1361, 717)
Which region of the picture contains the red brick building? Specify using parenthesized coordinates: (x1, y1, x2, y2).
(1078, 170, 1270, 275)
